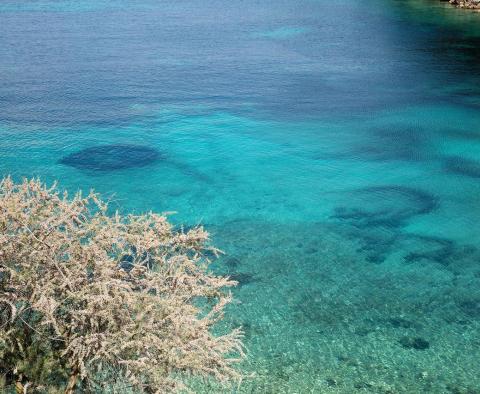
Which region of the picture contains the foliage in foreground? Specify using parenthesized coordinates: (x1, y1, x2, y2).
(0, 177, 243, 393)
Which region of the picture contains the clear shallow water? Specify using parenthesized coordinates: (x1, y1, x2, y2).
(1, 0, 480, 392)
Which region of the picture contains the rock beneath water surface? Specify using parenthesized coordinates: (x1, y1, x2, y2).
(59, 144, 161, 171)
(443, 156, 480, 179)
(399, 336, 430, 350)
(332, 185, 438, 229)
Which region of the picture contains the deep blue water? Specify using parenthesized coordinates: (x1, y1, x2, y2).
(1, 0, 480, 392)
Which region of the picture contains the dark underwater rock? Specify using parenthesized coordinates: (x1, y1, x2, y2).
(355, 228, 399, 263)
(402, 234, 479, 268)
(399, 336, 430, 350)
(444, 156, 480, 179)
(458, 299, 480, 318)
(354, 125, 426, 162)
(332, 185, 438, 229)
(404, 235, 456, 266)
(331, 186, 440, 264)
(59, 144, 161, 171)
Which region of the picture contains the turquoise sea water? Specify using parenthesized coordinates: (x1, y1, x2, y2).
(1, 0, 480, 392)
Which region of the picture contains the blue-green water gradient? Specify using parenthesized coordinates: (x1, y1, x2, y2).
(1, 0, 480, 392)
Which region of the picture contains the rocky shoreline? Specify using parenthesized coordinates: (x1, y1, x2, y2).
(447, 0, 480, 10)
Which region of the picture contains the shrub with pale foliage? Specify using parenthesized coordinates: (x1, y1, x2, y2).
(0, 177, 243, 393)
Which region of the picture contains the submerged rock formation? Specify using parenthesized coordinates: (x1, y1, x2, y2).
(59, 144, 161, 171)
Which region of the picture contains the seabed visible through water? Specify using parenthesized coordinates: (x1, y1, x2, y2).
(1, 0, 480, 392)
